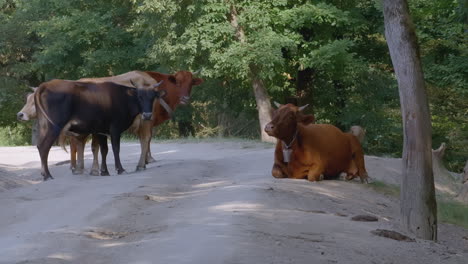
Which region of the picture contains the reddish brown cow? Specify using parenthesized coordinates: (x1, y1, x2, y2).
(264, 103, 368, 183)
(79, 70, 203, 171)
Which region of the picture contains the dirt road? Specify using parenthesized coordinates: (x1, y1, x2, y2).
(0, 141, 466, 264)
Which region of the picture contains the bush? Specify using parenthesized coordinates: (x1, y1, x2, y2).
(0, 123, 32, 146)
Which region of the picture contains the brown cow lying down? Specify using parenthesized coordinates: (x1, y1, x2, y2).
(264, 103, 368, 183)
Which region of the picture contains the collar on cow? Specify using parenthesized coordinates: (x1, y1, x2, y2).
(282, 130, 298, 149)
(158, 98, 174, 119)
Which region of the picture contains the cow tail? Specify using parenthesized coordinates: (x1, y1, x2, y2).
(58, 131, 68, 153)
(34, 85, 57, 128)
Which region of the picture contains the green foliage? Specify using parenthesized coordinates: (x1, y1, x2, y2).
(0, 0, 465, 172)
(0, 123, 31, 146)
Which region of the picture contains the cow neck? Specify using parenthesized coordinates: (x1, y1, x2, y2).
(282, 129, 298, 149)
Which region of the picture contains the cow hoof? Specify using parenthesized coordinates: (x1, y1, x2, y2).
(43, 175, 54, 181)
(136, 165, 146, 172)
(90, 170, 100, 176)
(101, 171, 110, 176)
(117, 169, 126, 175)
(72, 169, 84, 175)
(318, 174, 324, 181)
(146, 157, 156, 163)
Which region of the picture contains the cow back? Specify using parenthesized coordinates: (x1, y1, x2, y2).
(296, 124, 353, 176)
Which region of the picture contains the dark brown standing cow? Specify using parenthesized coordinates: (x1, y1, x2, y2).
(80, 70, 203, 170)
(264, 103, 368, 183)
(34, 79, 164, 180)
(18, 70, 203, 174)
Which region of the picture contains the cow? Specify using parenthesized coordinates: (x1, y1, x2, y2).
(18, 70, 203, 174)
(264, 103, 368, 183)
(34, 79, 164, 180)
(78, 70, 203, 171)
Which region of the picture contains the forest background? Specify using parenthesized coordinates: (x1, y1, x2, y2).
(0, 0, 466, 171)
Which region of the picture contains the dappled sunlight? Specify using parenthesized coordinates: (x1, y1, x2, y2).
(145, 189, 212, 202)
(99, 241, 127, 248)
(435, 183, 458, 196)
(192, 180, 230, 189)
(211, 202, 265, 212)
(47, 253, 74, 261)
(155, 150, 178, 155)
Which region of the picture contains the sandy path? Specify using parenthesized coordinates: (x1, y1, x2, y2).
(0, 141, 467, 264)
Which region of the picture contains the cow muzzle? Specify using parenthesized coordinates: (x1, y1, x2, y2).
(180, 96, 190, 105)
(141, 112, 153, 121)
(17, 112, 28, 121)
(264, 123, 274, 135)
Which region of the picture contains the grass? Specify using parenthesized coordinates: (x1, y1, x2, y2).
(366, 180, 400, 197)
(367, 180, 468, 229)
(437, 199, 468, 229)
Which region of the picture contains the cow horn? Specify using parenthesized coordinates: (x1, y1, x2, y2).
(192, 69, 202, 75)
(152, 80, 164, 89)
(273, 101, 282, 108)
(129, 79, 137, 88)
(298, 104, 309, 111)
(159, 98, 174, 119)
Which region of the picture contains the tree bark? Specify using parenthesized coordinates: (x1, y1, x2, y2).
(229, 4, 275, 143)
(252, 76, 275, 142)
(383, 0, 437, 240)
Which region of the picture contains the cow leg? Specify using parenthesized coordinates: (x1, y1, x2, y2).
(70, 136, 77, 171)
(306, 164, 325, 182)
(96, 134, 109, 176)
(90, 134, 100, 176)
(37, 129, 60, 180)
(136, 121, 152, 171)
(272, 142, 290, 178)
(73, 135, 86, 175)
(110, 132, 125, 174)
(272, 163, 288, 178)
(146, 141, 156, 164)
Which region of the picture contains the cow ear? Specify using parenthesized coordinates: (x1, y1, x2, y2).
(30, 86, 38, 92)
(192, 78, 204, 86)
(300, 114, 315, 125)
(168, 75, 177, 84)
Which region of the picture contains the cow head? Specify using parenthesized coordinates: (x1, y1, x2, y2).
(264, 103, 315, 142)
(169, 70, 204, 105)
(131, 80, 166, 121)
(17, 87, 38, 121)
(463, 161, 468, 184)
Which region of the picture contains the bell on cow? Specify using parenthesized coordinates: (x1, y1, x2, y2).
(283, 148, 292, 163)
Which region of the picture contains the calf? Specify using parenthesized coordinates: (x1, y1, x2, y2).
(264, 103, 368, 183)
(35, 79, 163, 180)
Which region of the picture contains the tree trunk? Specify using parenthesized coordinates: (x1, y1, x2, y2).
(383, 0, 437, 240)
(229, 4, 275, 143)
(252, 76, 275, 143)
